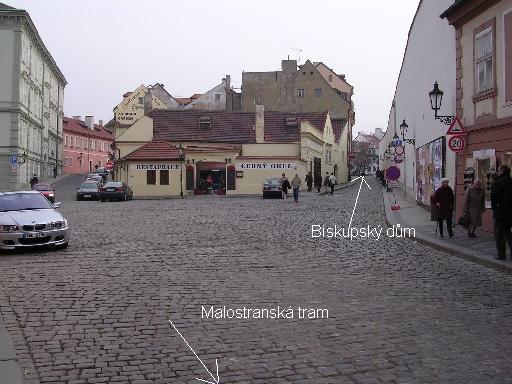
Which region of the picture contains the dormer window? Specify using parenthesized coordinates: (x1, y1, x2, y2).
(285, 117, 298, 127)
(199, 115, 211, 129)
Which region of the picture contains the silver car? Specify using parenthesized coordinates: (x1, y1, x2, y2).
(0, 191, 69, 251)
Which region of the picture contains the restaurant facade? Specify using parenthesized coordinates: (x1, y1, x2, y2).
(113, 107, 349, 197)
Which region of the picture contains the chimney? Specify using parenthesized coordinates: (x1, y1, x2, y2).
(225, 75, 231, 89)
(281, 59, 297, 74)
(99, 119, 103, 126)
(72, 115, 81, 121)
(85, 115, 94, 130)
(255, 104, 264, 143)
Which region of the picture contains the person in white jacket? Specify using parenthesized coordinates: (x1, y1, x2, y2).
(329, 173, 336, 194)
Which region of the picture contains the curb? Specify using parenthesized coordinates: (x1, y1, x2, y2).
(381, 188, 512, 275)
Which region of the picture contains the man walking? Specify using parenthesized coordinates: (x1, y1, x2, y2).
(305, 171, 313, 192)
(29, 174, 39, 189)
(329, 173, 336, 195)
(291, 174, 301, 202)
(314, 173, 322, 193)
(491, 164, 512, 260)
(280, 173, 291, 200)
(323, 172, 330, 193)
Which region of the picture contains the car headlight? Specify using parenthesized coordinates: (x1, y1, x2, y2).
(63, 219, 68, 228)
(0, 225, 20, 232)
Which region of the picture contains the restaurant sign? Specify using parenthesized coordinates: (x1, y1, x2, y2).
(236, 162, 298, 171)
(130, 163, 181, 171)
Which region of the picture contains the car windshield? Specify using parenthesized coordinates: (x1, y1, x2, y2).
(0, 193, 53, 212)
(80, 182, 99, 190)
(264, 178, 281, 186)
(33, 184, 52, 191)
(104, 182, 122, 188)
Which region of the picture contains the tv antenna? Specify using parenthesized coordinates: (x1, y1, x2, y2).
(287, 46, 303, 64)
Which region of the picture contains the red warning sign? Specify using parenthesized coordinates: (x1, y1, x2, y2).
(446, 117, 467, 136)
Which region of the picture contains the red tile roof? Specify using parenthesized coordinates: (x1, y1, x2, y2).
(122, 138, 181, 161)
(63, 117, 113, 141)
(149, 110, 327, 144)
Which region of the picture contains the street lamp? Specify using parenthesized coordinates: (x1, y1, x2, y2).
(18, 150, 27, 165)
(177, 144, 184, 198)
(399, 119, 415, 145)
(429, 81, 455, 125)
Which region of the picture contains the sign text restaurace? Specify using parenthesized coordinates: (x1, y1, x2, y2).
(135, 164, 180, 170)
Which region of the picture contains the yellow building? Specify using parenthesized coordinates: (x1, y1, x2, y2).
(115, 106, 349, 197)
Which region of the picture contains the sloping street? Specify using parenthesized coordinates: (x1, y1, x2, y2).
(1, 178, 512, 383)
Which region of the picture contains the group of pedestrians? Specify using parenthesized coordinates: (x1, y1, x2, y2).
(279, 171, 337, 202)
(430, 164, 512, 260)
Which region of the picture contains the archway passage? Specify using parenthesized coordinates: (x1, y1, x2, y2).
(195, 161, 226, 195)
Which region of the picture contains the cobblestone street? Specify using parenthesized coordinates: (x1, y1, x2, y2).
(1, 177, 512, 384)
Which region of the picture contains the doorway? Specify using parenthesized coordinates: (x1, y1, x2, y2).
(195, 161, 226, 195)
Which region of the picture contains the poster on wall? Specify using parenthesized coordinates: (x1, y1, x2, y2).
(415, 137, 445, 206)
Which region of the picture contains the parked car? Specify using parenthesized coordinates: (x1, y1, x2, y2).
(0, 191, 69, 250)
(94, 167, 109, 181)
(86, 173, 104, 185)
(33, 183, 56, 203)
(262, 177, 283, 199)
(99, 181, 133, 202)
(76, 181, 100, 201)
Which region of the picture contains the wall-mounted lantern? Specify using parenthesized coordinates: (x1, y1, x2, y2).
(429, 81, 455, 125)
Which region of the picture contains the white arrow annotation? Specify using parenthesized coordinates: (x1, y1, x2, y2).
(348, 176, 371, 229)
(169, 319, 220, 384)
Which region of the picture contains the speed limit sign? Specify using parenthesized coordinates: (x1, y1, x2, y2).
(448, 135, 465, 152)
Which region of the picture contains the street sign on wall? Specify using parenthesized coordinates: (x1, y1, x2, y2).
(448, 135, 465, 152)
(394, 154, 404, 164)
(446, 117, 467, 135)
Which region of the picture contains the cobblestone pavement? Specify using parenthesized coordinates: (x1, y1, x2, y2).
(1, 177, 512, 384)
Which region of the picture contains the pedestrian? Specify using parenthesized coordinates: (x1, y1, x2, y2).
(329, 173, 336, 195)
(314, 173, 322, 193)
(305, 171, 313, 192)
(280, 173, 291, 200)
(432, 178, 455, 238)
(53, 166, 57, 178)
(491, 164, 512, 260)
(291, 174, 301, 202)
(463, 179, 485, 238)
(206, 174, 213, 195)
(29, 174, 39, 189)
(323, 172, 330, 193)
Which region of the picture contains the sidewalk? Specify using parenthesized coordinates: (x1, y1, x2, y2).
(0, 320, 24, 384)
(382, 186, 512, 274)
(49, 173, 75, 185)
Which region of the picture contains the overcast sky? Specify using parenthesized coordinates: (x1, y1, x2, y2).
(7, 0, 419, 135)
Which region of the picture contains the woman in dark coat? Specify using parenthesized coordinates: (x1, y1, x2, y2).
(432, 178, 455, 237)
(463, 179, 485, 237)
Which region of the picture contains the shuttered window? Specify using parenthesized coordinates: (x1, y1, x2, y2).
(147, 170, 156, 185)
(160, 170, 169, 185)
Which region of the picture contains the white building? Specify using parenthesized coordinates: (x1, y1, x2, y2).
(0, 3, 66, 191)
(379, 0, 456, 203)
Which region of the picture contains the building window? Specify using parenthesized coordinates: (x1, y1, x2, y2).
(328, 74, 332, 82)
(64, 157, 68, 166)
(214, 93, 221, 101)
(138, 97, 144, 104)
(89, 139, 92, 149)
(69, 157, 73, 166)
(79, 158, 83, 168)
(505, 10, 512, 102)
(475, 27, 493, 93)
(297, 89, 305, 97)
(160, 170, 169, 185)
(147, 170, 156, 185)
(315, 88, 322, 97)
(64, 135, 68, 147)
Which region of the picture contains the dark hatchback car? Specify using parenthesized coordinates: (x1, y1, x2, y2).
(33, 183, 56, 203)
(262, 177, 283, 199)
(99, 182, 133, 202)
(95, 167, 109, 181)
(76, 181, 100, 201)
